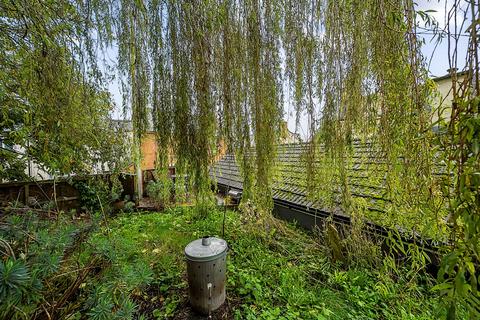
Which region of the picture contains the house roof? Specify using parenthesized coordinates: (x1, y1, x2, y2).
(432, 70, 468, 82)
(110, 118, 155, 133)
(210, 142, 448, 238)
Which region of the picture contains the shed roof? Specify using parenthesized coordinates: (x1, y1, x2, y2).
(211, 142, 386, 212)
(210, 142, 448, 236)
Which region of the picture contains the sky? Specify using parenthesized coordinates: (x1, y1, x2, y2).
(416, 0, 470, 77)
(105, 0, 471, 140)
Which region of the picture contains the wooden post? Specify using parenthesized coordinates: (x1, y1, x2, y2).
(136, 165, 143, 201)
(24, 184, 30, 205)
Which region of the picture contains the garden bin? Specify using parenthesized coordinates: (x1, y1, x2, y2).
(185, 236, 228, 315)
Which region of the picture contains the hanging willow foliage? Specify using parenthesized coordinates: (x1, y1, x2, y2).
(109, 0, 285, 215)
(101, 0, 437, 222)
(2, 0, 477, 314)
(94, 1, 474, 250)
(313, 0, 444, 238)
(244, 0, 283, 214)
(116, 0, 151, 195)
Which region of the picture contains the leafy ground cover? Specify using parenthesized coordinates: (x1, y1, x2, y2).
(0, 207, 453, 319)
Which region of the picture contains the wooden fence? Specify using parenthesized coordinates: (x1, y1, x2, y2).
(0, 174, 135, 212)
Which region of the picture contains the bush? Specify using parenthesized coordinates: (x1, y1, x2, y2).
(146, 179, 172, 208)
(73, 175, 123, 214)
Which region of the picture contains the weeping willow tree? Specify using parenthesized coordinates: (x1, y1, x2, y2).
(75, 0, 475, 245)
(316, 0, 479, 315)
(2, 0, 478, 315)
(106, 0, 466, 228)
(289, 0, 450, 248)
(244, 0, 284, 213)
(90, 0, 480, 314)
(98, 1, 479, 313)
(108, 0, 285, 214)
(115, 0, 151, 199)
(1, 0, 472, 229)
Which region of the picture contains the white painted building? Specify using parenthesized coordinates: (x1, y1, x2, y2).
(0, 141, 53, 182)
(431, 70, 468, 130)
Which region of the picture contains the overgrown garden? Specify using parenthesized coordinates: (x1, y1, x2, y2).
(1, 207, 451, 319)
(0, 0, 479, 319)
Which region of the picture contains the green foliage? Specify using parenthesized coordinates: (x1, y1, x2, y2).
(0, 259, 31, 302)
(152, 295, 180, 319)
(0, 0, 127, 180)
(106, 0, 287, 215)
(146, 179, 172, 208)
(428, 4, 480, 316)
(0, 212, 84, 319)
(123, 201, 136, 213)
(0, 206, 458, 319)
(436, 90, 480, 318)
(74, 175, 124, 213)
(111, 207, 447, 319)
(75, 180, 109, 213)
(0, 149, 27, 181)
(1, 0, 478, 317)
(87, 297, 115, 320)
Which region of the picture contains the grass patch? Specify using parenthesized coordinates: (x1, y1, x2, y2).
(1, 207, 452, 319)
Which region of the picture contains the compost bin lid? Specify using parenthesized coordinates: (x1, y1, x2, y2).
(185, 236, 228, 262)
